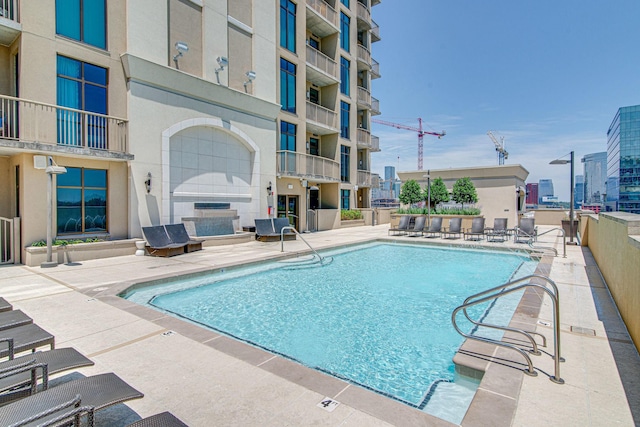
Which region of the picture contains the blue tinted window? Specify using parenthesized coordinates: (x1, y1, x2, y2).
(280, 58, 296, 113)
(340, 13, 350, 52)
(341, 189, 350, 209)
(340, 57, 350, 95)
(56, 0, 81, 40)
(84, 169, 107, 187)
(56, 0, 106, 49)
(280, 0, 296, 52)
(280, 121, 296, 151)
(341, 0, 350, 7)
(341, 145, 350, 182)
(340, 101, 350, 138)
(57, 167, 82, 186)
(57, 168, 108, 234)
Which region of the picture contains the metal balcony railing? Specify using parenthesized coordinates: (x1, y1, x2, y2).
(306, 101, 338, 130)
(371, 97, 380, 115)
(277, 150, 340, 182)
(357, 128, 371, 148)
(371, 58, 381, 78)
(357, 86, 371, 108)
(0, 94, 128, 154)
(357, 44, 371, 69)
(371, 134, 380, 152)
(0, 0, 19, 22)
(306, 0, 338, 31)
(357, 169, 372, 187)
(370, 19, 381, 42)
(356, 1, 371, 29)
(306, 45, 338, 81)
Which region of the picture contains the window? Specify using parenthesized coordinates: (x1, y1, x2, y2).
(57, 55, 108, 148)
(280, 0, 296, 52)
(340, 101, 350, 139)
(308, 36, 319, 50)
(57, 167, 107, 234)
(340, 12, 350, 52)
(280, 121, 296, 173)
(280, 58, 296, 113)
(341, 145, 350, 182)
(341, 189, 350, 209)
(340, 57, 350, 95)
(56, 0, 106, 49)
(309, 87, 319, 104)
(309, 138, 319, 156)
(341, 0, 350, 7)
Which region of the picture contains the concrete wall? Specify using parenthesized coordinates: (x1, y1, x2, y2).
(585, 212, 640, 351)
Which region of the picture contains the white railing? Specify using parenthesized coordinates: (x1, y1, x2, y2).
(356, 1, 371, 27)
(0, 0, 19, 22)
(357, 170, 372, 187)
(357, 44, 371, 67)
(277, 150, 340, 182)
(370, 20, 380, 41)
(371, 134, 380, 151)
(306, 101, 338, 130)
(371, 58, 380, 77)
(306, 45, 338, 79)
(0, 95, 128, 153)
(357, 86, 371, 108)
(357, 128, 371, 148)
(371, 97, 380, 114)
(306, 0, 338, 27)
(0, 216, 14, 264)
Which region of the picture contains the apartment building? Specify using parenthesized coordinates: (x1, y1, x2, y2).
(276, 0, 381, 231)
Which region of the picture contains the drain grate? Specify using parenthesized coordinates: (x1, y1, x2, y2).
(570, 326, 596, 336)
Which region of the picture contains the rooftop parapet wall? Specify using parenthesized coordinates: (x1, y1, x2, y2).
(585, 212, 640, 351)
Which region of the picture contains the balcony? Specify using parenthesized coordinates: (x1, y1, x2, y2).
(371, 0, 381, 6)
(371, 134, 380, 152)
(370, 20, 381, 43)
(0, 95, 130, 158)
(306, 101, 339, 135)
(277, 150, 341, 182)
(357, 86, 371, 109)
(356, 44, 371, 71)
(306, 45, 340, 87)
(371, 97, 381, 116)
(357, 169, 372, 187)
(357, 128, 371, 148)
(371, 58, 381, 79)
(0, 0, 21, 46)
(306, 0, 339, 37)
(356, 2, 371, 30)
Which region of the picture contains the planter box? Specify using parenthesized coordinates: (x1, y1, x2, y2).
(340, 219, 365, 228)
(24, 239, 141, 267)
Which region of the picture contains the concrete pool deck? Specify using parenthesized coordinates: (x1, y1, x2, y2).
(0, 224, 638, 426)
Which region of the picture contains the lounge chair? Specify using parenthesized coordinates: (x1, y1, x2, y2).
(0, 310, 32, 331)
(423, 217, 443, 238)
(464, 217, 486, 241)
(0, 297, 12, 312)
(142, 226, 186, 257)
(407, 216, 427, 237)
(254, 218, 296, 242)
(126, 411, 189, 427)
(165, 223, 203, 253)
(388, 215, 411, 236)
(0, 373, 144, 427)
(442, 217, 462, 239)
(273, 218, 297, 241)
(486, 218, 508, 242)
(0, 347, 94, 404)
(0, 323, 55, 359)
(514, 218, 538, 243)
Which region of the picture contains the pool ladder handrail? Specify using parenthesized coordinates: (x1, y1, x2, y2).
(531, 227, 566, 258)
(280, 226, 330, 265)
(452, 274, 564, 384)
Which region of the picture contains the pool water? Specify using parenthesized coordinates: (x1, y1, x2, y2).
(126, 243, 536, 423)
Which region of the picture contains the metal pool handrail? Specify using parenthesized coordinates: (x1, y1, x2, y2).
(452, 274, 564, 384)
(280, 226, 330, 265)
(532, 227, 566, 258)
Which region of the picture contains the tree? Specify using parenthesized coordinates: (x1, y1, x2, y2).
(423, 177, 449, 210)
(399, 179, 423, 206)
(451, 177, 478, 208)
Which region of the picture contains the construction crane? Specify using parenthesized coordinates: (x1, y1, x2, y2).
(372, 118, 445, 170)
(487, 130, 508, 165)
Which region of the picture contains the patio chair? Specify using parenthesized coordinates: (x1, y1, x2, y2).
(142, 226, 186, 257)
(486, 218, 508, 242)
(0, 323, 55, 359)
(423, 217, 443, 238)
(442, 217, 462, 239)
(388, 215, 411, 236)
(514, 218, 538, 243)
(0, 310, 33, 331)
(0, 372, 144, 427)
(0, 347, 94, 404)
(0, 297, 12, 312)
(255, 219, 296, 242)
(464, 217, 486, 241)
(407, 216, 427, 237)
(273, 217, 297, 241)
(126, 411, 189, 427)
(165, 223, 203, 253)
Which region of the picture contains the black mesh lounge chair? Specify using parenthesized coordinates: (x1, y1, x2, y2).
(514, 218, 538, 243)
(486, 218, 508, 242)
(464, 217, 486, 241)
(0, 347, 94, 404)
(126, 411, 189, 427)
(273, 218, 296, 241)
(442, 217, 462, 239)
(0, 297, 12, 312)
(255, 219, 295, 242)
(388, 215, 411, 236)
(142, 226, 186, 257)
(0, 323, 55, 359)
(0, 373, 144, 427)
(165, 224, 203, 253)
(407, 216, 427, 237)
(0, 310, 33, 331)
(423, 217, 443, 238)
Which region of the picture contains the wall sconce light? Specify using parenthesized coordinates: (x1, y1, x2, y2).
(215, 56, 229, 84)
(145, 172, 152, 193)
(267, 181, 272, 195)
(243, 70, 256, 92)
(173, 42, 189, 68)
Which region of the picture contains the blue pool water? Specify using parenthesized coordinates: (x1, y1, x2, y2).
(125, 243, 536, 423)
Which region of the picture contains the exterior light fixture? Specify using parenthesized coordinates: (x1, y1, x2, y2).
(172, 42, 189, 68)
(42, 157, 67, 268)
(550, 151, 576, 245)
(145, 172, 152, 193)
(243, 70, 256, 91)
(215, 56, 229, 84)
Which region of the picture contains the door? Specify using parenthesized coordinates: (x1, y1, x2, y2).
(277, 195, 298, 230)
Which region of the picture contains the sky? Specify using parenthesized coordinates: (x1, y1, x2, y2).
(369, 0, 640, 201)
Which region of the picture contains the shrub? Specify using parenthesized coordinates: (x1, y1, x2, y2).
(341, 209, 363, 220)
(29, 237, 106, 247)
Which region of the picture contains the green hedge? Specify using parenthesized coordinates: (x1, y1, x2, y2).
(341, 209, 363, 220)
(30, 237, 105, 247)
(396, 207, 481, 216)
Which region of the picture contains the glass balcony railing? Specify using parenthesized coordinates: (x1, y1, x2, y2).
(277, 150, 341, 182)
(371, 134, 380, 152)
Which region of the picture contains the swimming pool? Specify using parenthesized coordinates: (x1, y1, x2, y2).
(124, 242, 537, 423)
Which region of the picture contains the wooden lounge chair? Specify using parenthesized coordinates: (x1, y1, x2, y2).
(486, 218, 508, 242)
(165, 223, 203, 253)
(442, 217, 462, 239)
(126, 411, 189, 427)
(0, 373, 144, 427)
(407, 216, 427, 237)
(0, 323, 55, 359)
(514, 217, 538, 243)
(464, 217, 486, 241)
(0, 297, 12, 313)
(388, 215, 411, 236)
(0, 347, 94, 404)
(142, 226, 186, 257)
(423, 217, 443, 238)
(0, 310, 32, 331)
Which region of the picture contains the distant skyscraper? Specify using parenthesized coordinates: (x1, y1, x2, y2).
(526, 183, 538, 206)
(582, 152, 607, 206)
(384, 166, 396, 192)
(607, 105, 640, 213)
(574, 175, 584, 209)
(538, 179, 554, 204)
